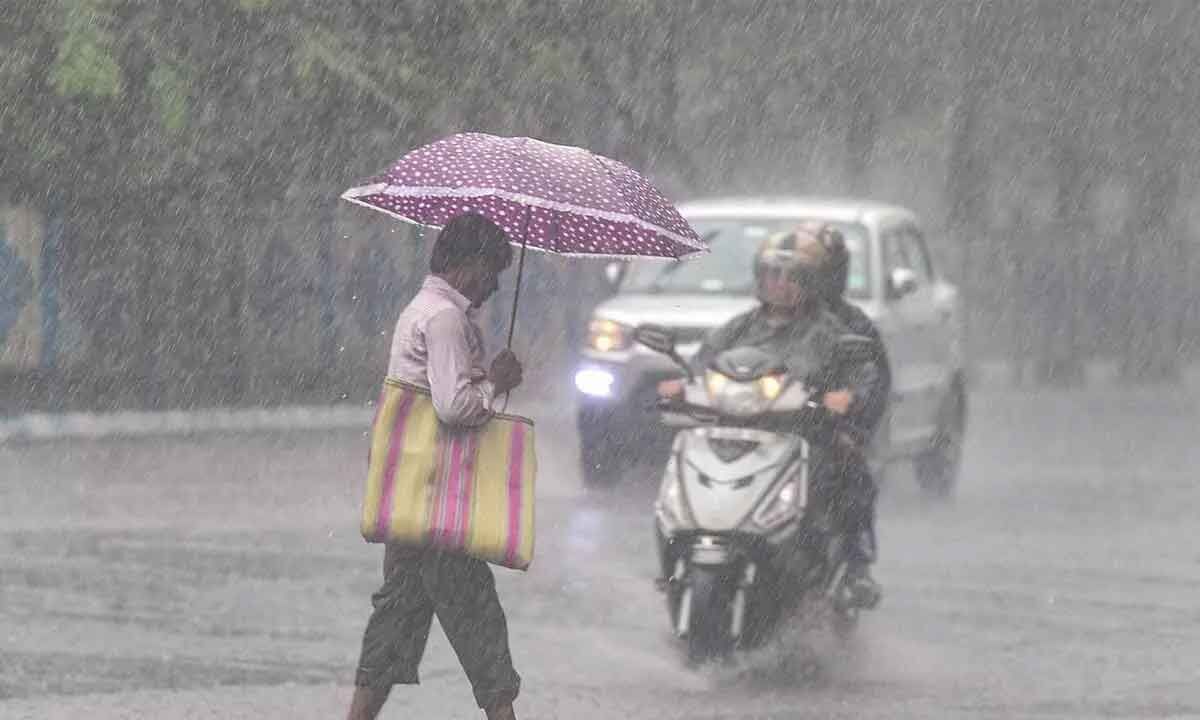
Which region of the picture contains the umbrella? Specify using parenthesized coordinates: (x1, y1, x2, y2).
(340, 132, 707, 347)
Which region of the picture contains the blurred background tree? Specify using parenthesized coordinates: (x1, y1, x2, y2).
(1, 0, 1196, 411)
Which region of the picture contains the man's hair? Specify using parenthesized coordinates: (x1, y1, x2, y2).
(430, 213, 513, 273)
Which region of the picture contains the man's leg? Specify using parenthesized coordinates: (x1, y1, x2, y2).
(485, 702, 517, 720)
(346, 685, 390, 720)
(347, 546, 435, 720)
(422, 551, 522, 717)
(843, 460, 881, 609)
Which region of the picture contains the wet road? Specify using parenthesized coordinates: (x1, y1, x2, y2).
(2, 387, 1199, 719)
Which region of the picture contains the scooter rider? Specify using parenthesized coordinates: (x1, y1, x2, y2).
(677, 224, 885, 608)
(810, 221, 891, 437)
(812, 222, 891, 585)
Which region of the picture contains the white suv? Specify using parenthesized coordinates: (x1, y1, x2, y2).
(573, 196, 968, 494)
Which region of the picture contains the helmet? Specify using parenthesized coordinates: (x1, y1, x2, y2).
(812, 222, 849, 300)
(754, 224, 830, 308)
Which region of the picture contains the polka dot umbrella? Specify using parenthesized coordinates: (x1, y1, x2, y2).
(340, 132, 708, 347)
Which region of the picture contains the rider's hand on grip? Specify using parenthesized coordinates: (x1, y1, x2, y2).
(657, 378, 685, 399)
(822, 390, 854, 416)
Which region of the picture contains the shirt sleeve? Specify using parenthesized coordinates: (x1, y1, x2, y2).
(838, 304, 892, 434)
(424, 308, 495, 427)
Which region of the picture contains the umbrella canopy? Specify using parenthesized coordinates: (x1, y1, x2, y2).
(340, 132, 707, 260)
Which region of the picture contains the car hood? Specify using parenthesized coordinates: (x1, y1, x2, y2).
(592, 293, 759, 332)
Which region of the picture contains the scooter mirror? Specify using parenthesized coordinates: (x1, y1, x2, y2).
(634, 324, 694, 382)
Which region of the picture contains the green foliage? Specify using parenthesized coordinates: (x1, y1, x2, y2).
(149, 63, 189, 133)
(1, 0, 1197, 405)
(49, 0, 124, 100)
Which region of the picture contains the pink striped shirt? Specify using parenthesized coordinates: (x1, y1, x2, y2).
(387, 276, 495, 427)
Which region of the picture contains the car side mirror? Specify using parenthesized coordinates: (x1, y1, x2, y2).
(888, 267, 919, 300)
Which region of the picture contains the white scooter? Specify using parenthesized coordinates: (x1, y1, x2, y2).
(636, 324, 874, 665)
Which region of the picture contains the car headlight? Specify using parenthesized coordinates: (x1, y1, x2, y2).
(574, 368, 616, 398)
(587, 319, 631, 353)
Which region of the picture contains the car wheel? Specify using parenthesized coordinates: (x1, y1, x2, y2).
(916, 381, 967, 498)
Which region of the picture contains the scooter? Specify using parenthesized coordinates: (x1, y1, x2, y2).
(635, 324, 874, 665)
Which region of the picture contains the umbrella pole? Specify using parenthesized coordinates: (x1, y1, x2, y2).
(505, 211, 532, 350)
(500, 212, 533, 413)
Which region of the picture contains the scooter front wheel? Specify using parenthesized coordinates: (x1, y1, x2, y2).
(684, 566, 734, 665)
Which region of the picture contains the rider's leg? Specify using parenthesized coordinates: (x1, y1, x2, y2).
(843, 460, 881, 609)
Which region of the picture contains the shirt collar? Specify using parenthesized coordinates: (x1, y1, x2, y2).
(423, 275, 474, 314)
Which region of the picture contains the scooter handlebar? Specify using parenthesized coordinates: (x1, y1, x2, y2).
(649, 395, 838, 443)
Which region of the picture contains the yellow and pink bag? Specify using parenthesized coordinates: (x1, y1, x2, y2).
(360, 378, 536, 570)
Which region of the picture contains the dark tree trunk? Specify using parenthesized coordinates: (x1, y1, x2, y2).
(1035, 135, 1088, 387)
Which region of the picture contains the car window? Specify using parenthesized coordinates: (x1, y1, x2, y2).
(881, 227, 909, 272)
(620, 217, 872, 299)
(902, 226, 935, 284)
(883, 225, 932, 289)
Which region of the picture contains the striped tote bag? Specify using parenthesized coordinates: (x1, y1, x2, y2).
(360, 378, 536, 570)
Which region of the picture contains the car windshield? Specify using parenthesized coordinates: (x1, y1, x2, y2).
(620, 217, 872, 299)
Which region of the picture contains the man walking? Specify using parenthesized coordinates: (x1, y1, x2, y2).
(347, 213, 525, 720)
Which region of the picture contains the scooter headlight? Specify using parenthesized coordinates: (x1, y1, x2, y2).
(758, 374, 785, 401)
(705, 370, 729, 398)
(707, 371, 784, 415)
